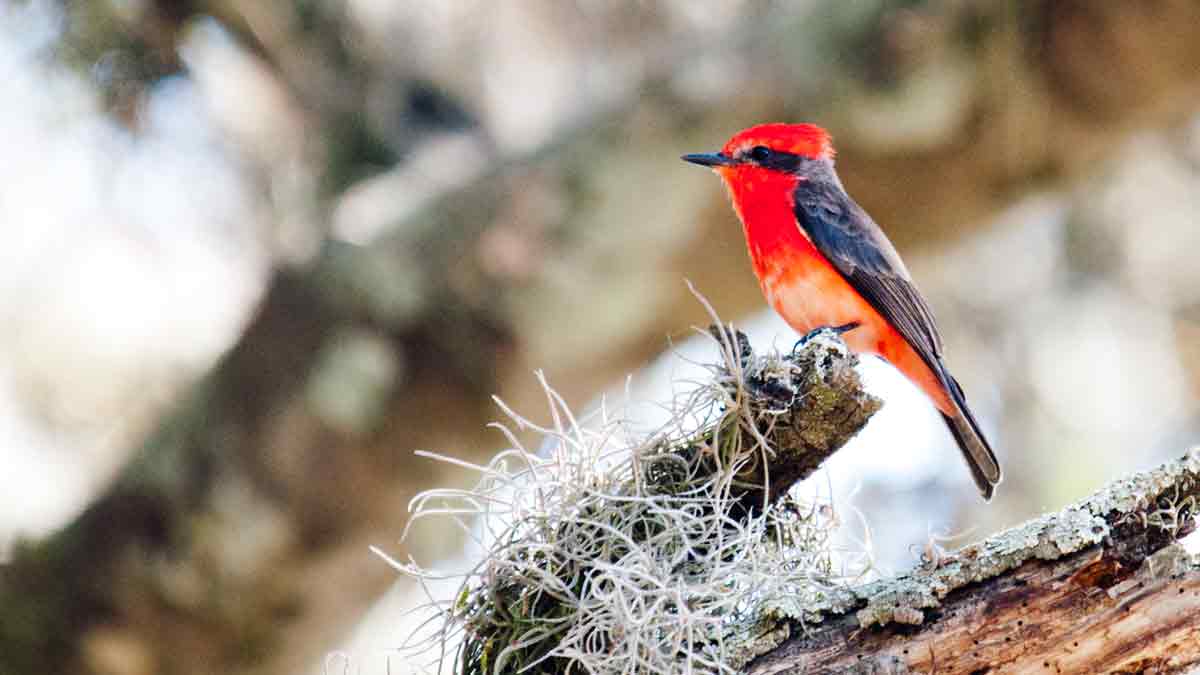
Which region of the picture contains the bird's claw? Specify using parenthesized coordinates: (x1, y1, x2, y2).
(791, 322, 861, 354)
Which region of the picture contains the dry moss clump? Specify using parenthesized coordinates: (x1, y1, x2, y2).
(383, 316, 880, 674)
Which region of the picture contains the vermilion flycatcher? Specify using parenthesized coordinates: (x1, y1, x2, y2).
(684, 123, 1001, 499)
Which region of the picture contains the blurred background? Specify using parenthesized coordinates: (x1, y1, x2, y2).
(2, 1, 1199, 673)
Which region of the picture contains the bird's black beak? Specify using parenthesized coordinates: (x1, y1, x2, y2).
(681, 152, 733, 167)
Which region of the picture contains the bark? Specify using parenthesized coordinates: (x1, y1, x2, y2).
(743, 451, 1200, 674)
(6, 2, 1200, 674)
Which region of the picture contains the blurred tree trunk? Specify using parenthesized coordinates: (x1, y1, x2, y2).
(3, 2, 1200, 674)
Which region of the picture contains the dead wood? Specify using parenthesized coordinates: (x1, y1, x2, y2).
(745, 451, 1200, 674)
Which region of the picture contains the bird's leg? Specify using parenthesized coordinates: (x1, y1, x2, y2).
(792, 322, 861, 353)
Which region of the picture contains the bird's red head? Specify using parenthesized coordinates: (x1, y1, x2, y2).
(681, 123, 835, 192)
(720, 123, 834, 162)
(683, 123, 839, 273)
(682, 123, 836, 239)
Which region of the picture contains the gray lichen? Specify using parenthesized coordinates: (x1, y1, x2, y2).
(723, 616, 792, 671)
(850, 506, 1109, 627)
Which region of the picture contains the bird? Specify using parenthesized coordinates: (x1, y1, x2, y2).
(682, 123, 1001, 499)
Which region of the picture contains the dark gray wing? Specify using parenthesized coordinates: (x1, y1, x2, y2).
(792, 178, 944, 370)
(793, 176, 1002, 497)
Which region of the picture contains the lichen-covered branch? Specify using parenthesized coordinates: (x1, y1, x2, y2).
(699, 326, 882, 513)
(743, 450, 1200, 674)
(392, 328, 880, 675)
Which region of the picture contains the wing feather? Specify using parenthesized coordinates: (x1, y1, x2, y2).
(793, 180, 944, 371)
(792, 173, 1001, 495)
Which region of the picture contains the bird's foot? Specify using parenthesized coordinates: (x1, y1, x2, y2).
(791, 322, 860, 354)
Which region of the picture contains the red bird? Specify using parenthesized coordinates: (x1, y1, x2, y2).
(683, 123, 1001, 499)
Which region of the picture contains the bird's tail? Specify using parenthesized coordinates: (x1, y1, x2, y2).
(938, 372, 1001, 500)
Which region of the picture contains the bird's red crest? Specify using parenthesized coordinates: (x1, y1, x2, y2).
(721, 123, 835, 161)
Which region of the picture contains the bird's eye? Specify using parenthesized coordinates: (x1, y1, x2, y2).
(749, 145, 771, 162)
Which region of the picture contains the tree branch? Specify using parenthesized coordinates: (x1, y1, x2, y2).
(744, 451, 1200, 674)
(703, 325, 882, 513)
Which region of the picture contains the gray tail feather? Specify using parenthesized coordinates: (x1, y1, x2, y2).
(939, 374, 1002, 501)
